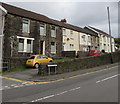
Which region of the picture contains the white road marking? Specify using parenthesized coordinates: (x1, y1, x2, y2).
(1, 82, 36, 90)
(32, 95, 55, 102)
(96, 74, 119, 83)
(31, 86, 81, 102)
(69, 87, 81, 91)
(11, 84, 17, 86)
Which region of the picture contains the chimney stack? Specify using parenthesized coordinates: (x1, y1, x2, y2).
(60, 18, 67, 23)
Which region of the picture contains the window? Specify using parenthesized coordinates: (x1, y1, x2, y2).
(29, 56, 35, 59)
(70, 31, 73, 38)
(62, 29, 66, 36)
(41, 56, 47, 58)
(22, 19, 30, 33)
(51, 26, 56, 37)
(37, 56, 42, 59)
(82, 35, 86, 42)
(51, 42, 56, 54)
(18, 39, 24, 51)
(27, 40, 32, 52)
(88, 36, 91, 42)
(17, 36, 34, 53)
(40, 23, 46, 35)
(104, 44, 106, 51)
(103, 36, 106, 42)
(70, 44, 74, 51)
(63, 43, 66, 51)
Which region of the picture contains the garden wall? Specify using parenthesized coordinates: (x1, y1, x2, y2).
(38, 51, 120, 75)
(3, 57, 27, 71)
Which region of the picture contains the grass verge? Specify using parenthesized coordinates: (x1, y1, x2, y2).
(53, 57, 74, 62)
(2, 67, 29, 74)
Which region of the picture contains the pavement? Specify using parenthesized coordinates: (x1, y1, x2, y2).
(1, 63, 119, 82)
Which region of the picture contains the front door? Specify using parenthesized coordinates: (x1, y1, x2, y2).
(40, 41, 45, 55)
(40, 41, 43, 54)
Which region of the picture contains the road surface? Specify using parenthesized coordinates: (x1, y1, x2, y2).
(1, 64, 119, 103)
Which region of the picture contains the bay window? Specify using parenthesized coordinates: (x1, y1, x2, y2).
(17, 36, 34, 53)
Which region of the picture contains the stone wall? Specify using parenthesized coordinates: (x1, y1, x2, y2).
(62, 51, 76, 57)
(38, 51, 120, 75)
(77, 51, 88, 58)
(3, 57, 27, 71)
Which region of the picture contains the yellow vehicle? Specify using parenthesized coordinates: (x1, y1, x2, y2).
(26, 55, 53, 68)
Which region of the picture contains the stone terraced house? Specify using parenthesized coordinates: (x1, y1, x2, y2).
(1, 3, 115, 60)
(1, 3, 63, 58)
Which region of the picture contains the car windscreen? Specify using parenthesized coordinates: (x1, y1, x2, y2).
(96, 51, 102, 53)
(90, 51, 94, 53)
(29, 56, 35, 59)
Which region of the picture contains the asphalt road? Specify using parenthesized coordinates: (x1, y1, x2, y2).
(1, 64, 119, 103)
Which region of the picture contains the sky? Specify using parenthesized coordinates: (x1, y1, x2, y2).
(3, 1, 119, 37)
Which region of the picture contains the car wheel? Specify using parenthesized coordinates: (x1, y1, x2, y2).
(34, 63, 39, 69)
(49, 60, 52, 62)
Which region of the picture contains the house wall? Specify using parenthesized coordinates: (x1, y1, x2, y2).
(99, 34, 113, 53)
(3, 14, 62, 58)
(90, 35, 99, 51)
(62, 28, 79, 53)
(79, 32, 88, 51)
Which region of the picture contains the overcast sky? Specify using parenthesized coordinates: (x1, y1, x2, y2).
(6, 2, 118, 37)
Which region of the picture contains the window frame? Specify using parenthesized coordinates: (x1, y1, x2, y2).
(22, 18, 30, 33)
(51, 42, 56, 54)
(40, 23, 46, 36)
(17, 36, 34, 53)
(51, 25, 56, 37)
(70, 30, 74, 38)
(62, 28, 66, 36)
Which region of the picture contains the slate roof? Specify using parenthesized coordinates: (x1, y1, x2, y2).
(1, 2, 113, 37)
(88, 26, 112, 37)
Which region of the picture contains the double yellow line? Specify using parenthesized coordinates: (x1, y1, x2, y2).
(0, 65, 118, 85)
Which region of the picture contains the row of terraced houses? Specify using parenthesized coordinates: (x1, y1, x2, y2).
(0, 3, 115, 59)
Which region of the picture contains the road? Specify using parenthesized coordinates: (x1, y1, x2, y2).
(1, 64, 119, 103)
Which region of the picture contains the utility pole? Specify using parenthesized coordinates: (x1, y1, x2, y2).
(107, 7, 113, 53)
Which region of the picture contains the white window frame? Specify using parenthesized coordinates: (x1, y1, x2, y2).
(70, 30, 73, 38)
(51, 25, 56, 37)
(40, 23, 46, 36)
(82, 35, 86, 42)
(51, 42, 56, 54)
(70, 44, 74, 51)
(22, 19, 30, 33)
(63, 43, 66, 51)
(88, 36, 91, 42)
(62, 28, 66, 36)
(17, 36, 34, 53)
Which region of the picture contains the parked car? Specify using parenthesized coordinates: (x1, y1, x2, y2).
(88, 50, 103, 56)
(26, 55, 53, 68)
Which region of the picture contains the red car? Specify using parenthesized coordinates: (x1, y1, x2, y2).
(88, 50, 103, 56)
